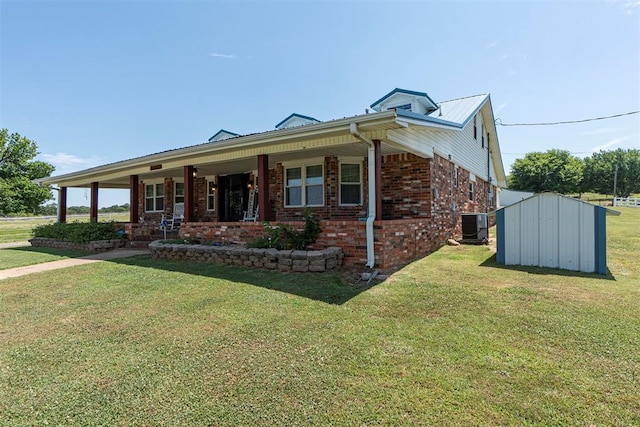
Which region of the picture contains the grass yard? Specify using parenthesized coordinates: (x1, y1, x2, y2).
(0, 208, 638, 425)
(0, 212, 130, 244)
(0, 246, 93, 270)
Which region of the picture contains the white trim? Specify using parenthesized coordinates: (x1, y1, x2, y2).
(338, 160, 363, 206)
(174, 181, 185, 204)
(284, 163, 325, 207)
(281, 157, 326, 168)
(206, 178, 216, 211)
(144, 182, 165, 213)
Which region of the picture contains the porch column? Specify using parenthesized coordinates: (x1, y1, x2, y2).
(130, 175, 139, 223)
(184, 165, 195, 222)
(59, 186, 67, 223)
(90, 182, 99, 222)
(373, 139, 383, 220)
(257, 154, 269, 221)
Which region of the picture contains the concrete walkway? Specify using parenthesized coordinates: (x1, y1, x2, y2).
(0, 247, 150, 280)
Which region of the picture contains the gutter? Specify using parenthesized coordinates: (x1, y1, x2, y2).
(349, 122, 376, 269)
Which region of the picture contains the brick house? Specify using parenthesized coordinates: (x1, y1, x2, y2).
(41, 88, 507, 272)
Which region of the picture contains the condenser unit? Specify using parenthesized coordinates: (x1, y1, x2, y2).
(461, 213, 488, 243)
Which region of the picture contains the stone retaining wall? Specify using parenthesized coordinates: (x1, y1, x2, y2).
(29, 237, 125, 252)
(149, 241, 344, 273)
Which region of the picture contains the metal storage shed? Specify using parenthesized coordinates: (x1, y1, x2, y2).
(495, 193, 620, 275)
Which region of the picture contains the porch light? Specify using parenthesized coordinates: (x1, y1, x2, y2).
(192, 168, 198, 178)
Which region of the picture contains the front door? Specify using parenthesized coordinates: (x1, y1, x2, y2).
(219, 173, 250, 221)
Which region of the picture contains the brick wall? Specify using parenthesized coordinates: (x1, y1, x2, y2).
(270, 157, 368, 221)
(381, 153, 431, 219)
(133, 152, 498, 271)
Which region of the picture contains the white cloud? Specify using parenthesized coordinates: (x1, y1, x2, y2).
(495, 100, 510, 114)
(209, 52, 237, 59)
(39, 152, 104, 174)
(623, 0, 640, 14)
(485, 41, 497, 49)
(590, 136, 630, 152)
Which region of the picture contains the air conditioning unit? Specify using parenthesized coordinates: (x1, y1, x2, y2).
(461, 213, 488, 242)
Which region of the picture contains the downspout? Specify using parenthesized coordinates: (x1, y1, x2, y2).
(349, 122, 376, 268)
(487, 133, 492, 213)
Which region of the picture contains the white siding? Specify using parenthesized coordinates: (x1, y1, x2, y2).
(387, 117, 496, 185)
(504, 204, 521, 265)
(502, 193, 597, 273)
(539, 194, 559, 268)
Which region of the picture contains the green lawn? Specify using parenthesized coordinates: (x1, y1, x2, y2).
(0, 209, 638, 425)
(0, 213, 130, 244)
(0, 246, 93, 270)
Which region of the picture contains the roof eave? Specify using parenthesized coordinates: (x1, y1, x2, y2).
(40, 110, 400, 185)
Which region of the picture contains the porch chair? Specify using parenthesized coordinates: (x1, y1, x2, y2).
(242, 189, 259, 222)
(163, 202, 185, 231)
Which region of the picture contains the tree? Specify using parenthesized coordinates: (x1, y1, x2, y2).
(508, 149, 584, 194)
(582, 149, 640, 197)
(0, 129, 55, 215)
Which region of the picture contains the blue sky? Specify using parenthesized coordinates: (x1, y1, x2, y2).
(1, 0, 639, 207)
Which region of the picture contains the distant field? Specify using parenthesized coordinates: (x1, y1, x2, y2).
(0, 213, 130, 244)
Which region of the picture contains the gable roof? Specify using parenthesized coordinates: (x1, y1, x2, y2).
(39, 88, 508, 190)
(275, 113, 320, 130)
(208, 129, 239, 142)
(370, 88, 439, 112)
(498, 192, 621, 216)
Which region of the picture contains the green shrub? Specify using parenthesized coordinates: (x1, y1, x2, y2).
(248, 209, 321, 250)
(32, 221, 122, 243)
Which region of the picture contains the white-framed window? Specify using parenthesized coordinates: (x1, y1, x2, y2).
(340, 162, 362, 205)
(207, 180, 216, 211)
(285, 163, 324, 207)
(473, 116, 477, 140)
(469, 182, 475, 201)
(145, 182, 164, 212)
(174, 182, 184, 204)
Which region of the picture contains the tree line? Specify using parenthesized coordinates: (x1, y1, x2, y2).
(38, 203, 131, 216)
(508, 148, 640, 197)
(2, 128, 638, 216)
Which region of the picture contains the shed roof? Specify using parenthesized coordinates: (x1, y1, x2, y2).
(498, 192, 621, 216)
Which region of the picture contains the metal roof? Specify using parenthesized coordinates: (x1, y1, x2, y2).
(39, 90, 507, 189)
(432, 94, 488, 126)
(274, 113, 320, 129)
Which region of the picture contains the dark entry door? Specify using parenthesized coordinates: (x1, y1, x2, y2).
(219, 173, 250, 221)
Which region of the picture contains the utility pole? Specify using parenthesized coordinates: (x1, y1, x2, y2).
(613, 163, 619, 197)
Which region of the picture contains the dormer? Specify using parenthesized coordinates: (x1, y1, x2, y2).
(275, 113, 320, 130)
(370, 88, 439, 115)
(208, 129, 239, 142)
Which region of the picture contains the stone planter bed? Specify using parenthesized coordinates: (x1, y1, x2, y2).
(29, 237, 125, 252)
(149, 240, 344, 273)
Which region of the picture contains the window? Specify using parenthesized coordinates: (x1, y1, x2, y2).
(175, 182, 184, 204)
(481, 133, 485, 149)
(473, 116, 477, 140)
(469, 182, 475, 201)
(340, 163, 362, 205)
(207, 181, 216, 211)
(145, 183, 164, 212)
(393, 103, 412, 111)
(285, 164, 324, 207)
